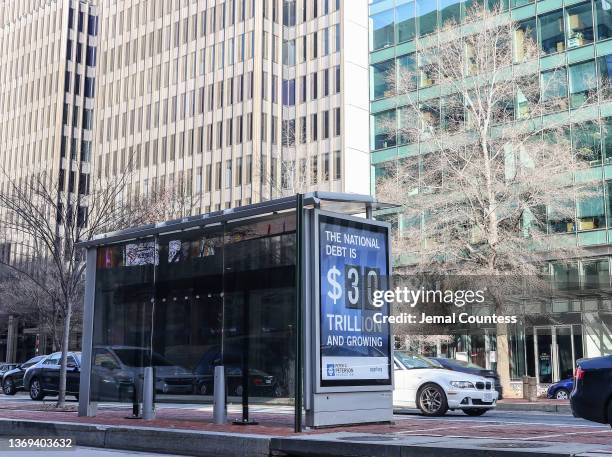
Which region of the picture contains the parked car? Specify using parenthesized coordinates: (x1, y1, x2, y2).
(193, 346, 282, 397)
(92, 346, 195, 396)
(546, 378, 574, 400)
(0, 363, 18, 379)
(394, 351, 498, 417)
(570, 355, 612, 427)
(1, 355, 46, 395)
(431, 357, 503, 399)
(23, 352, 81, 401)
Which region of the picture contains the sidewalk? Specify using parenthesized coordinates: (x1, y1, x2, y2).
(0, 399, 609, 457)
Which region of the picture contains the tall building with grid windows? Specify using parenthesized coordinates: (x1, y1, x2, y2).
(0, 0, 371, 362)
(369, 0, 612, 395)
(94, 0, 370, 215)
(0, 0, 99, 361)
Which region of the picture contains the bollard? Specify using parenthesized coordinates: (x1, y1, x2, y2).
(142, 367, 156, 420)
(213, 365, 227, 424)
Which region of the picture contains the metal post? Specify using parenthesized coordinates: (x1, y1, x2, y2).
(213, 365, 227, 424)
(142, 367, 155, 420)
(294, 194, 304, 433)
(233, 291, 257, 425)
(78, 247, 97, 417)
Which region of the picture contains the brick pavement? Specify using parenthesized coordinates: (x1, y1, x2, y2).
(0, 400, 609, 445)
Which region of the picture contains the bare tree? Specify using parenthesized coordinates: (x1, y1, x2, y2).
(376, 4, 604, 393)
(0, 162, 186, 407)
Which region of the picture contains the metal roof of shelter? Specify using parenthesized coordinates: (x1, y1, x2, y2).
(77, 192, 397, 249)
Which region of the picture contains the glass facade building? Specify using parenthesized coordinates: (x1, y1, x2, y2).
(369, 0, 612, 394)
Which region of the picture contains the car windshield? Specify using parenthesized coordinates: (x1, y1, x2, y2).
(113, 348, 173, 367)
(396, 352, 440, 369)
(439, 358, 484, 370)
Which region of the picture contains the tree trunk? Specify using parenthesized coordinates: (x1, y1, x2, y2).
(56, 299, 73, 408)
(495, 320, 512, 398)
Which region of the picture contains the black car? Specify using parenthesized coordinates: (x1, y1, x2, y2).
(431, 357, 503, 399)
(0, 363, 18, 379)
(193, 346, 282, 398)
(1, 356, 46, 395)
(570, 355, 612, 427)
(23, 352, 81, 401)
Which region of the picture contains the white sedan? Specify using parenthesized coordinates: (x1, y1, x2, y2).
(393, 352, 498, 416)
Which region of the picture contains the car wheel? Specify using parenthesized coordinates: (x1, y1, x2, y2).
(554, 388, 570, 400)
(29, 378, 45, 401)
(235, 384, 243, 397)
(74, 394, 79, 401)
(417, 383, 448, 416)
(607, 399, 612, 428)
(2, 378, 16, 395)
(199, 383, 208, 395)
(462, 408, 488, 416)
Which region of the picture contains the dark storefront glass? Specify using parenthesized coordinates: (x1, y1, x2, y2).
(90, 212, 297, 405)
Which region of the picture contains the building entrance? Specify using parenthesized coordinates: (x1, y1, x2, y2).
(533, 325, 580, 385)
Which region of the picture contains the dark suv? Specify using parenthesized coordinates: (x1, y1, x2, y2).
(23, 352, 81, 401)
(570, 355, 612, 427)
(1, 356, 46, 395)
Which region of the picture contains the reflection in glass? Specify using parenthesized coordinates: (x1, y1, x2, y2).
(371, 60, 394, 100)
(569, 60, 597, 108)
(396, 2, 416, 43)
(596, 0, 612, 41)
(370, 9, 395, 50)
(372, 110, 397, 150)
(417, 0, 438, 36)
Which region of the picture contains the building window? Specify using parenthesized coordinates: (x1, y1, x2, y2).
(569, 60, 597, 109)
(370, 8, 394, 51)
(596, 0, 612, 41)
(371, 110, 396, 150)
(572, 121, 602, 163)
(322, 110, 330, 139)
(395, 2, 416, 43)
(541, 68, 568, 112)
(417, 0, 437, 37)
(323, 152, 330, 181)
(538, 10, 565, 55)
(215, 162, 222, 190)
(283, 39, 296, 65)
(334, 108, 341, 136)
(333, 150, 341, 180)
(566, 2, 594, 49)
(371, 59, 394, 100)
(311, 113, 318, 140)
(577, 186, 605, 231)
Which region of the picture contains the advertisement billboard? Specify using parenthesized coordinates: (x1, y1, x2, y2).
(318, 213, 391, 387)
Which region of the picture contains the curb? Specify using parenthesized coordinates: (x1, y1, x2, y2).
(0, 418, 271, 457)
(496, 403, 572, 414)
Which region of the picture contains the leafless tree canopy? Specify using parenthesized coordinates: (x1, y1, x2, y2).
(0, 154, 190, 406)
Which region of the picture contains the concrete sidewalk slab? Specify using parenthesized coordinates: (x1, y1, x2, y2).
(271, 432, 612, 457)
(1, 417, 611, 457)
(0, 418, 271, 457)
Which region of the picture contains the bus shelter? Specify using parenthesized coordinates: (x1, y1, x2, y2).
(77, 192, 395, 430)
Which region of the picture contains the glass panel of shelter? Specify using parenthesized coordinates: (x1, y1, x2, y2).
(90, 212, 297, 423)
